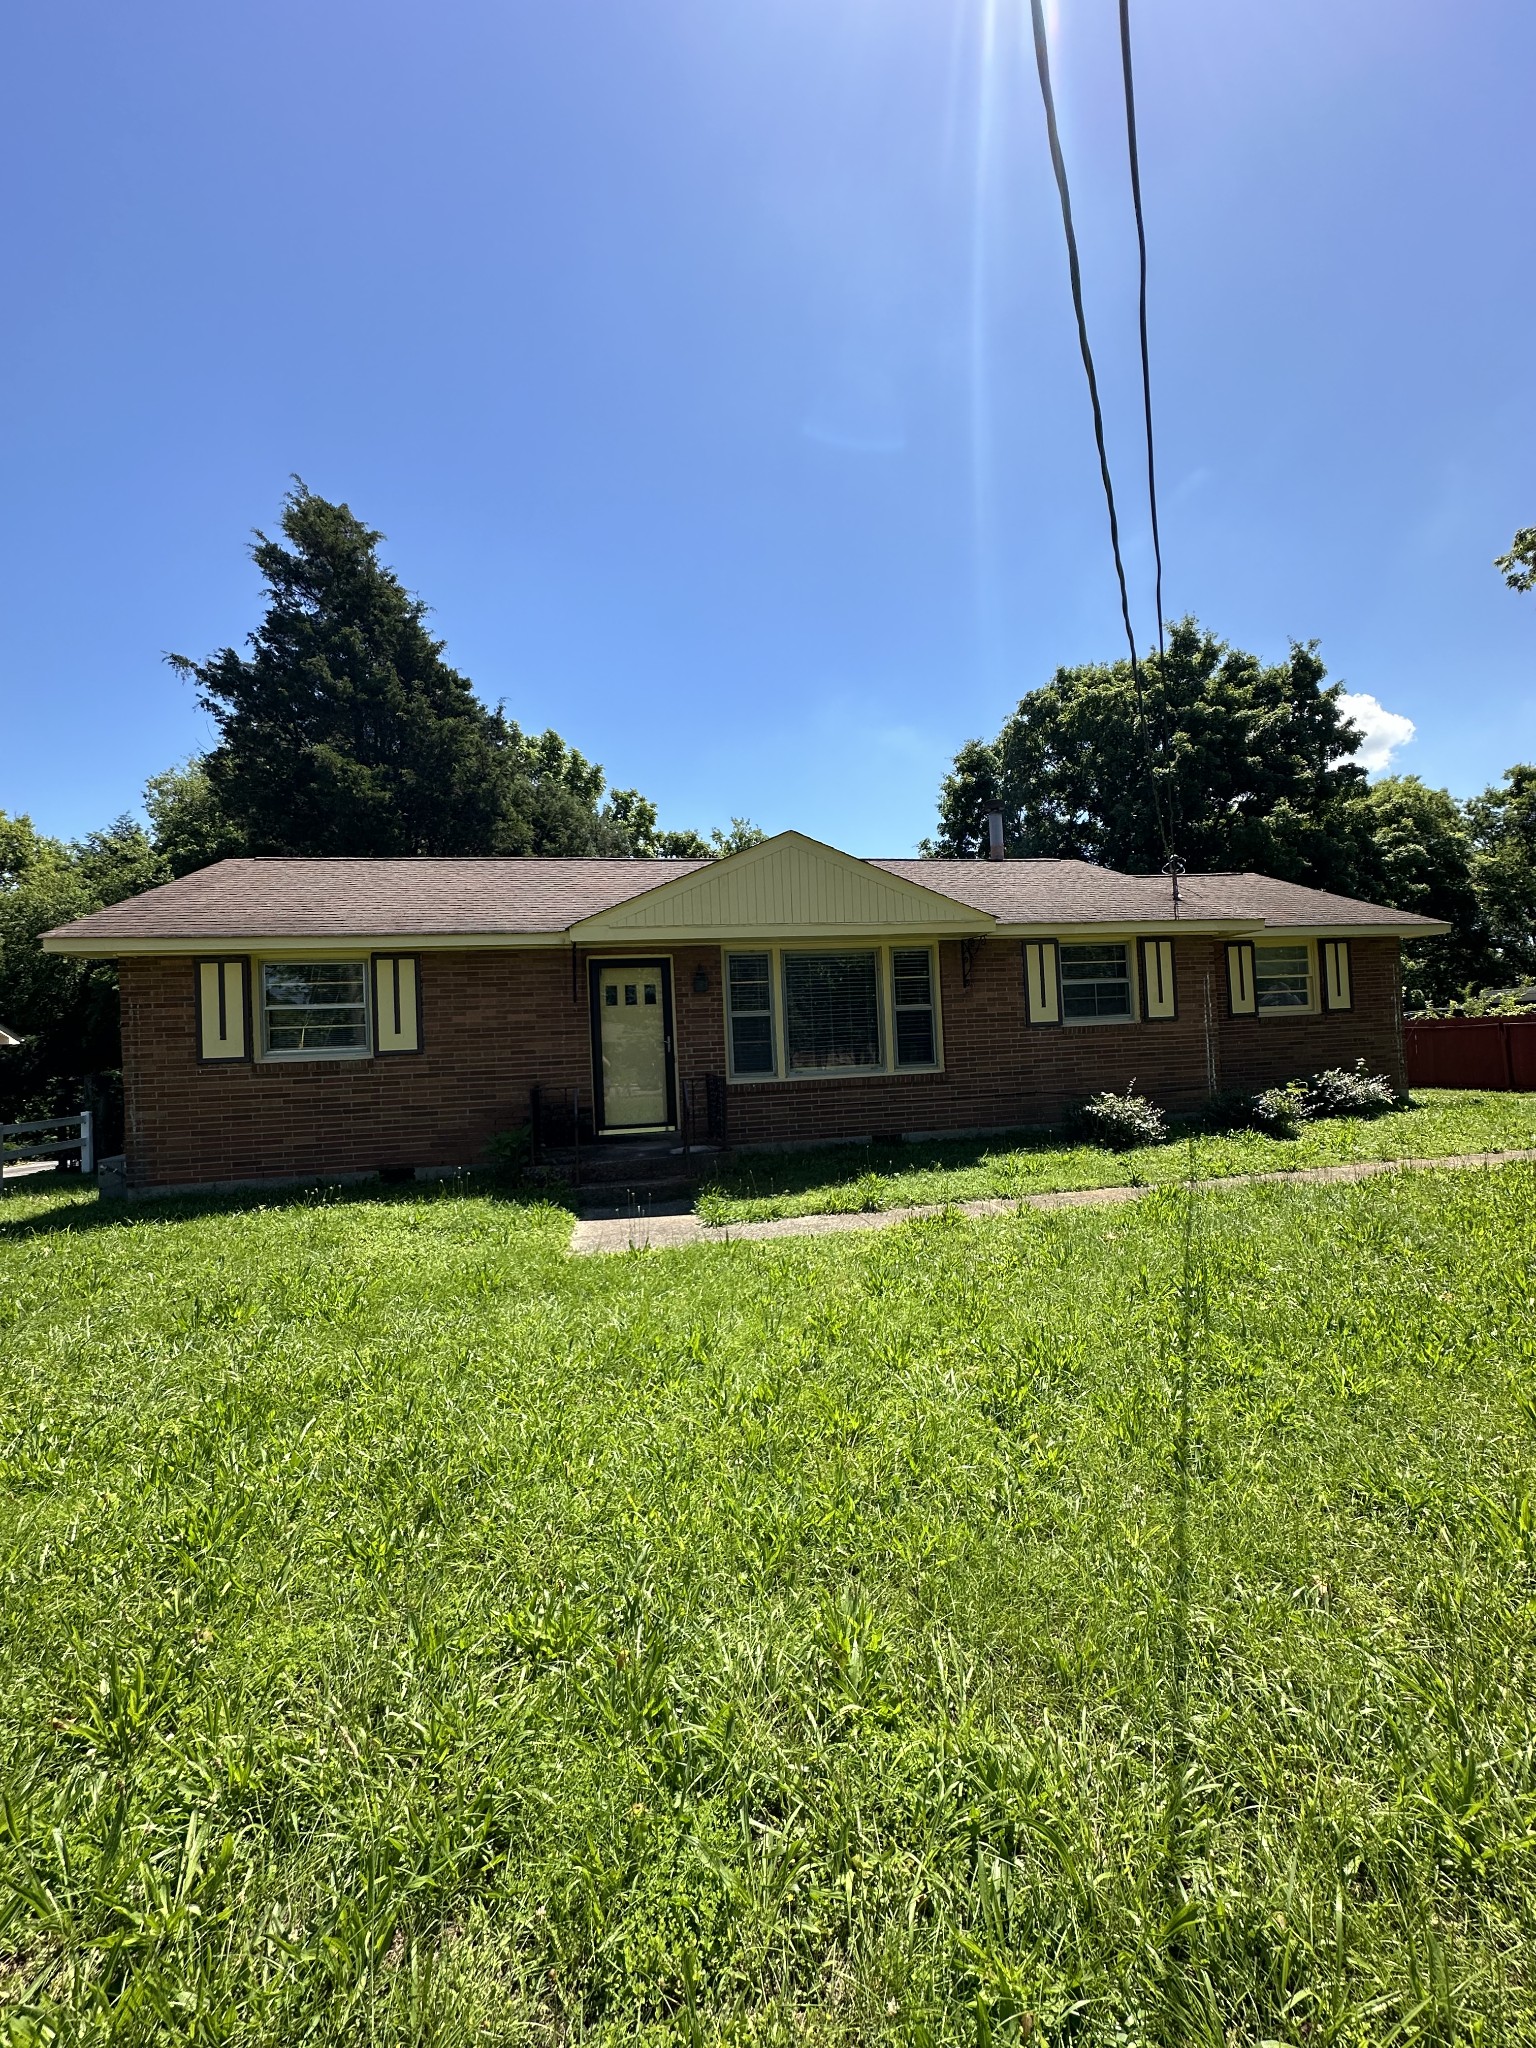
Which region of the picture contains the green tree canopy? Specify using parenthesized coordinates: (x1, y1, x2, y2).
(926, 618, 1376, 892)
(143, 758, 248, 878)
(169, 484, 682, 859)
(0, 812, 165, 1122)
(1467, 764, 1536, 982)
(1354, 776, 1490, 1005)
(1494, 528, 1536, 594)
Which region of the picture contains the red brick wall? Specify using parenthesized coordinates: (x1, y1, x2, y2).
(119, 951, 593, 1190)
(117, 936, 1404, 1187)
(713, 936, 1403, 1147)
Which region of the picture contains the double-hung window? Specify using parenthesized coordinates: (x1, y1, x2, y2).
(1254, 943, 1313, 1011)
(891, 948, 937, 1067)
(1059, 943, 1134, 1022)
(261, 961, 370, 1057)
(727, 953, 776, 1074)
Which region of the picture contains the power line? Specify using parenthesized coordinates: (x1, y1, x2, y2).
(1119, 0, 1164, 674)
(1025, 0, 1173, 870)
(1118, 0, 1181, 883)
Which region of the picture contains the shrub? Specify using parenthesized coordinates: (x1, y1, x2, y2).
(1072, 1086, 1168, 1151)
(1306, 1059, 1398, 1118)
(485, 1125, 534, 1181)
(1249, 1081, 1313, 1138)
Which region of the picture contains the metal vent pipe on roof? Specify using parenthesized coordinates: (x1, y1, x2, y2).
(985, 812, 1006, 861)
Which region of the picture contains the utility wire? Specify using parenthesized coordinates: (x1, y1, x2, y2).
(1118, 0, 1181, 880)
(1026, 0, 1173, 869)
(1119, 0, 1164, 673)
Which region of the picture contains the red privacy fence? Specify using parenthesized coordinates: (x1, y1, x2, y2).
(1403, 1016, 1536, 1091)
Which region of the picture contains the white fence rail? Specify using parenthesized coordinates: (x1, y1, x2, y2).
(1, 1111, 94, 1176)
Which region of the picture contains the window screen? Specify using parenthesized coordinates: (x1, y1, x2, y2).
(782, 951, 881, 1071)
(1059, 944, 1133, 1021)
(1255, 944, 1312, 1010)
(262, 961, 369, 1054)
(892, 948, 936, 1067)
(727, 953, 775, 1075)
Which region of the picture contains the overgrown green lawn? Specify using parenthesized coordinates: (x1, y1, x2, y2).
(2, 1163, 1534, 2043)
(695, 1089, 1536, 1224)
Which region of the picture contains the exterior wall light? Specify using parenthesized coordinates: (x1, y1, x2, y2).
(693, 967, 710, 994)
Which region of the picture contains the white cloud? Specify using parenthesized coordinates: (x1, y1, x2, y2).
(1336, 692, 1416, 774)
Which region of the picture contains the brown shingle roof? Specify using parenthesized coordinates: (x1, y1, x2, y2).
(45, 857, 710, 944)
(43, 847, 1447, 948)
(871, 861, 1447, 930)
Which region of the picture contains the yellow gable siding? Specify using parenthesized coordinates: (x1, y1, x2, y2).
(575, 834, 988, 939)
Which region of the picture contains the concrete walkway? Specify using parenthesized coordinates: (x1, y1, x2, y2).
(568, 1147, 1536, 1256)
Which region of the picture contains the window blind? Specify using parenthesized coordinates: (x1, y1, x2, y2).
(727, 952, 775, 1074)
(891, 948, 936, 1066)
(782, 951, 881, 1071)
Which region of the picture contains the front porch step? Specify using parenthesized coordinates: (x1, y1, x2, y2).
(573, 1176, 706, 1217)
(542, 1141, 724, 1189)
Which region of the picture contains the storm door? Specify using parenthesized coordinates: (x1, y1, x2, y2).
(590, 961, 676, 1132)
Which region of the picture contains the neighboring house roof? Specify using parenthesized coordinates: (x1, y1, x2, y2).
(41, 832, 1450, 955)
(0, 1023, 21, 1048)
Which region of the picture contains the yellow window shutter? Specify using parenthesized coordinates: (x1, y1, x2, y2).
(1322, 939, 1352, 1012)
(196, 959, 249, 1061)
(1140, 938, 1177, 1020)
(372, 954, 422, 1055)
(1225, 942, 1257, 1017)
(1023, 941, 1060, 1025)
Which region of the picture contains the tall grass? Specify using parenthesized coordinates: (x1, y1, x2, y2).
(1, 1163, 1533, 2042)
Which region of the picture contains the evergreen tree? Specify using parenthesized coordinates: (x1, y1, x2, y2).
(170, 484, 633, 857)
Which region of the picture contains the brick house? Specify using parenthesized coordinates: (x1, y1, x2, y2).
(43, 831, 1446, 1193)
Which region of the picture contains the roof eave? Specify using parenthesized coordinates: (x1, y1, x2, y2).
(1255, 920, 1451, 939)
(40, 930, 572, 957)
(990, 917, 1263, 938)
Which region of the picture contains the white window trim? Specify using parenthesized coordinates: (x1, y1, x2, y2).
(256, 954, 374, 1063)
(1253, 938, 1319, 1018)
(724, 942, 943, 1083)
(1058, 939, 1141, 1028)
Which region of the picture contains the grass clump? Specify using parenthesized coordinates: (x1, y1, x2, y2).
(1, 1164, 1535, 2039)
(696, 1086, 1536, 1225)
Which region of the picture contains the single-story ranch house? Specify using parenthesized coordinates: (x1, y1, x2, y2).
(44, 831, 1447, 1193)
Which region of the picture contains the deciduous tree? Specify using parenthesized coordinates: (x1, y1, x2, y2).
(925, 618, 1377, 894)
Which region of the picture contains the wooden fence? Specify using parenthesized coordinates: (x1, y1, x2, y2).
(1403, 1017, 1536, 1091)
(1, 1110, 95, 1178)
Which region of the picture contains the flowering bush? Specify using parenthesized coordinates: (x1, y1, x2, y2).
(1306, 1060, 1398, 1117)
(1249, 1081, 1313, 1137)
(1072, 1086, 1168, 1151)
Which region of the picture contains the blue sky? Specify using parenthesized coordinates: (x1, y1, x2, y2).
(3, 0, 1532, 855)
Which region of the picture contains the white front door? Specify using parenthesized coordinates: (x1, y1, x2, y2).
(595, 964, 671, 1129)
